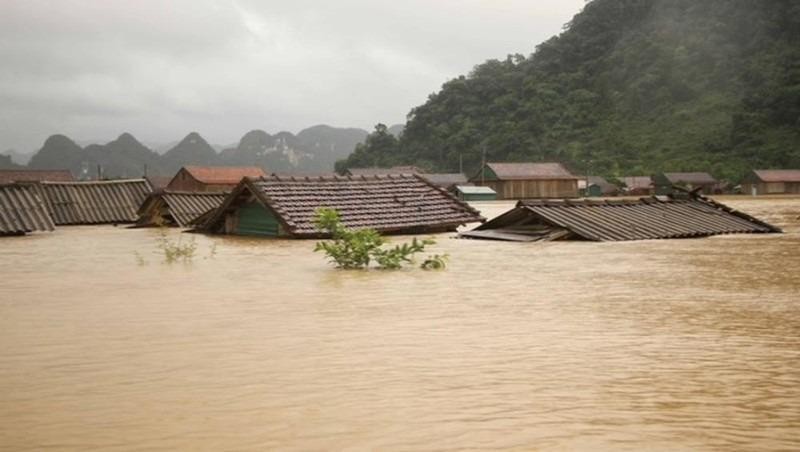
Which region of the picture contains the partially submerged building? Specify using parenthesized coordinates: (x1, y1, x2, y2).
(455, 185, 497, 201)
(198, 174, 484, 238)
(166, 166, 266, 192)
(35, 179, 153, 225)
(0, 184, 55, 236)
(654, 172, 717, 195)
(460, 194, 780, 242)
(583, 176, 619, 197)
(0, 169, 74, 184)
(136, 191, 228, 227)
(470, 162, 580, 199)
(421, 173, 469, 191)
(620, 176, 653, 196)
(741, 170, 800, 195)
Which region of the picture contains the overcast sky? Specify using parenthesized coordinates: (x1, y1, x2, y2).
(0, 0, 585, 153)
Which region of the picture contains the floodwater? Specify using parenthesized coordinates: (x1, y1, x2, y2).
(1, 197, 799, 451)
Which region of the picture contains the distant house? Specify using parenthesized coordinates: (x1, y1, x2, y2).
(0, 184, 55, 236)
(345, 167, 468, 192)
(455, 185, 497, 201)
(0, 169, 74, 184)
(136, 191, 228, 227)
(620, 176, 653, 196)
(420, 173, 469, 191)
(166, 166, 266, 192)
(741, 170, 800, 195)
(460, 195, 781, 242)
(198, 174, 484, 238)
(584, 176, 619, 197)
(653, 172, 717, 195)
(35, 179, 153, 225)
(470, 162, 580, 199)
(345, 166, 423, 176)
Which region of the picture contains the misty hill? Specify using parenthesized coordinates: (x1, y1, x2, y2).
(0, 154, 22, 170)
(342, 0, 800, 181)
(1, 149, 33, 166)
(22, 125, 369, 179)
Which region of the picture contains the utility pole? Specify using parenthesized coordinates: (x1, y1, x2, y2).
(480, 145, 486, 185)
(459, 153, 463, 175)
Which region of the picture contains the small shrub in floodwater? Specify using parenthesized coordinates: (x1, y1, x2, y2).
(157, 228, 197, 264)
(313, 207, 445, 270)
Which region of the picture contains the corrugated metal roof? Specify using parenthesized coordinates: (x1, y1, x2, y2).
(0, 184, 55, 235)
(461, 195, 781, 242)
(456, 185, 496, 195)
(752, 169, 800, 183)
(483, 162, 579, 180)
(178, 166, 266, 185)
(201, 174, 484, 237)
(662, 172, 717, 185)
(0, 169, 74, 184)
(137, 190, 227, 227)
(37, 179, 153, 225)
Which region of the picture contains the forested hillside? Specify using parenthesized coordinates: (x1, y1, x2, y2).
(340, 0, 800, 181)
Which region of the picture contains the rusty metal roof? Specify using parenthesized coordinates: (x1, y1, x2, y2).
(36, 179, 153, 225)
(662, 172, 717, 185)
(0, 169, 74, 184)
(484, 162, 579, 180)
(202, 174, 484, 237)
(137, 190, 227, 227)
(0, 184, 55, 235)
(751, 169, 800, 183)
(179, 166, 266, 185)
(461, 195, 780, 242)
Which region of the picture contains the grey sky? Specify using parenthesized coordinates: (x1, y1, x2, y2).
(0, 0, 586, 153)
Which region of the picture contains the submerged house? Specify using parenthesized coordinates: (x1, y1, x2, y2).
(470, 162, 580, 199)
(460, 194, 780, 242)
(741, 170, 800, 195)
(166, 166, 266, 192)
(620, 176, 653, 196)
(35, 179, 153, 225)
(455, 185, 497, 201)
(198, 174, 484, 238)
(582, 176, 619, 197)
(0, 169, 74, 184)
(136, 191, 228, 227)
(654, 172, 717, 195)
(0, 184, 55, 236)
(420, 173, 469, 191)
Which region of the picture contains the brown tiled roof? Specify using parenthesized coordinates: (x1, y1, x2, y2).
(662, 172, 717, 185)
(347, 166, 423, 176)
(202, 174, 484, 237)
(137, 190, 227, 227)
(0, 169, 74, 184)
(484, 162, 579, 180)
(182, 166, 266, 184)
(421, 173, 468, 188)
(461, 195, 780, 242)
(0, 184, 55, 235)
(36, 179, 153, 225)
(752, 169, 800, 183)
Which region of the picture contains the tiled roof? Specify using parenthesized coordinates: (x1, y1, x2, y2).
(182, 166, 266, 184)
(0, 169, 74, 184)
(484, 162, 579, 180)
(752, 169, 800, 183)
(347, 166, 423, 176)
(36, 179, 153, 225)
(421, 173, 468, 188)
(461, 195, 780, 242)
(0, 184, 55, 235)
(137, 190, 227, 227)
(662, 172, 717, 185)
(203, 174, 484, 237)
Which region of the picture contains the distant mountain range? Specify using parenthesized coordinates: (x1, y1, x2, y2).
(17, 125, 401, 179)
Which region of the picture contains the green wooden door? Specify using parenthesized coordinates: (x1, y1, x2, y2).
(236, 202, 280, 236)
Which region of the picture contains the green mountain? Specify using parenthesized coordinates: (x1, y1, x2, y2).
(162, 132, 219, 173)
(28, 135, 85, 176)
(341, 0, 800, 182)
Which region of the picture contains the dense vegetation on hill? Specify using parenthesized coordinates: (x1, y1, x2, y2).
(339, 0, 800, 182)
(23, 126, 369, 179)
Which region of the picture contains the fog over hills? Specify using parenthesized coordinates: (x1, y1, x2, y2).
(19, 125, 370, 179)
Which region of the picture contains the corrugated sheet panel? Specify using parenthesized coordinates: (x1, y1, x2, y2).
(38, 179, 153, 225)
(0, 184, 55, 235)
(463, 196, 781, 242)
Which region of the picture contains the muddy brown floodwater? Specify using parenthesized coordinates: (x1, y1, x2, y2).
(1, 197, 799, 451)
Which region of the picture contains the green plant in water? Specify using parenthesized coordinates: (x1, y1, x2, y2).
(313, 208, 440, 270)
(421, 253, 449, 270)
(157, 227, 197, 264)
